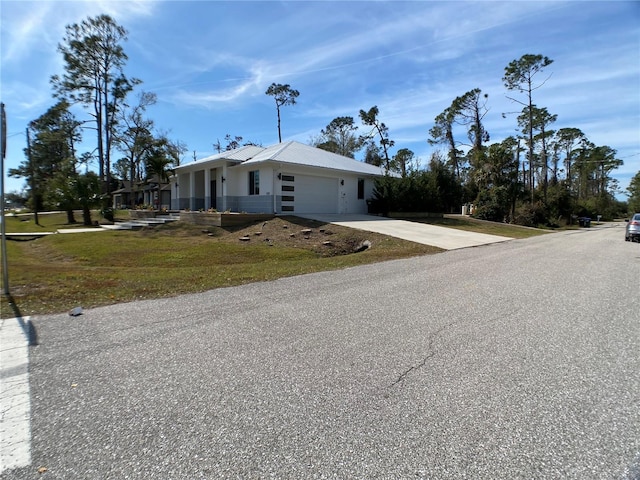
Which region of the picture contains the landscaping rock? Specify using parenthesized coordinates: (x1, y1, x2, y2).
(354, 240, 372, 252)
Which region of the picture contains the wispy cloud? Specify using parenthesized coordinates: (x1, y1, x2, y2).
(2, 0, 155, 64)
(1, 0, 157, 118)
(2, 2, 55, 64)
(93, 0, 155, 18)
(145, 2, 542, 104)
(170, 75, 262, 106)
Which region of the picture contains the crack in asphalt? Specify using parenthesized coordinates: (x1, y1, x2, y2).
(389, 322, 455, 388)
(389, 352, 438, 387)
(387, 300, 534, 389)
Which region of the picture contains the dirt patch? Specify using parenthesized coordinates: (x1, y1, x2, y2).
(132, 216, 386, 256)
(215, 216, 377, 256)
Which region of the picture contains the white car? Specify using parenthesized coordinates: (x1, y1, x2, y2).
(625, 213, 640, 242)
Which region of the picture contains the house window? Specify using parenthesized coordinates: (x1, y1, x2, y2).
(282, 174, 295, 182)
(282, 185, 294, 192)
(282, 195, 295, 202)
(249, 170, 260, 195)
(357, 178, 365, 200)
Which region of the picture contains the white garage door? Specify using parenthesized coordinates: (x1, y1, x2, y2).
(281, 174, 339, 214)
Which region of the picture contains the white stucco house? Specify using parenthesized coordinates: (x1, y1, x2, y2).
(170, 141, 387, 214)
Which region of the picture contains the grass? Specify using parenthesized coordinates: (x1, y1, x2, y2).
(2, 210, 105, 233)
(1, 213, 440, 318)
(1, 212, 546, 318)
(413, 215, 550, 239)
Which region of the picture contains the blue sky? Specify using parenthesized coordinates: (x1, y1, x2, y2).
(1, 1, 639, 198)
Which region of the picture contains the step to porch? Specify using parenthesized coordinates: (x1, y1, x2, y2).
(102, 214, 180, 231)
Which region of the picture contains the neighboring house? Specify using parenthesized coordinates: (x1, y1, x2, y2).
(142, 176, 172, 210)
(111, 177, 172, 210)
(111, 180, 133, 209)
(171, 141, 388, 214)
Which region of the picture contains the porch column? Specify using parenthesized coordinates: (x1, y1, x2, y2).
(189, 171, 195, 211)
(273, 171, 278, 213)
(221, 165, 227, 211)
(204, 169, 211, 210)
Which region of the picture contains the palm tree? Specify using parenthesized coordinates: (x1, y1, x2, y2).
(144, 139, 176, 210)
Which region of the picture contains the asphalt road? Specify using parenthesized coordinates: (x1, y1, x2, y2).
(3, 224, 639, 479)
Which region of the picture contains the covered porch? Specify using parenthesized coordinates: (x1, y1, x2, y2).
(172, 162, 230, 211)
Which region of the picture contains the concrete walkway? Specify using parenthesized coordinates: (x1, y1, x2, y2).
(8, 216, 179, 236)
(299, 214, 512, 250)
(0, 317, 32, 473)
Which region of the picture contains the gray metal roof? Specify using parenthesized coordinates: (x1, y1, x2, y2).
(175, 141, 388, 176)
(240, 141, 387, 176)
(174, 145, 265, 171)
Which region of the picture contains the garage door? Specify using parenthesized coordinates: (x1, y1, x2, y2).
(281, 174, 339, 214)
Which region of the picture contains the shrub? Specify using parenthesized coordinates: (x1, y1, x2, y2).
(513, 201, 548, 227)
(371, 168, 462, 215)
(100, 205, 114, 222)
(473, 186, 511, 222)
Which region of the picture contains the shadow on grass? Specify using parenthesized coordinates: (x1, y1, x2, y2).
(278, 215, 330, 229)
(3, 294, 39, 346)
(7, 236, 42, 242)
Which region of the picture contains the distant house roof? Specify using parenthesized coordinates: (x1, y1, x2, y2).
(111, 180, 132, 195)
(238, 141, 387, 176)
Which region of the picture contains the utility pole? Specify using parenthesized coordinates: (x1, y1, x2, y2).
(1, 102, 9, 295)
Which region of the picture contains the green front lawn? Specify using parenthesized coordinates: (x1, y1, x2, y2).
(1, 214, 441, 318)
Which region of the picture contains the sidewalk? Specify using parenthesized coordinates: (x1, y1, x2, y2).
(0, 317, 32, 473)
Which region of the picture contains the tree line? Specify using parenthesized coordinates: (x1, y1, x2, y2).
(309, 54, 633, 225)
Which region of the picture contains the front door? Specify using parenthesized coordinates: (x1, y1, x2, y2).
(340, 191, 348, 213)
(210, 180, 217, 210)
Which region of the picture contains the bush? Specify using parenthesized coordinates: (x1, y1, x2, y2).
(100, 205, 114, 222)
(513, 201, 549, 227)
(573, 196, 626, 222)
(371, 168, 462, 215)
(473, 186, 511, 222)
(545, 183, 573, 224)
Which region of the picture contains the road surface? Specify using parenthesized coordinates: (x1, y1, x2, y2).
(2, 223, 639, 478)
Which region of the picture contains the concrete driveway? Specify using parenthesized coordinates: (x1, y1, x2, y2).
(299, 214, 512, 250)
